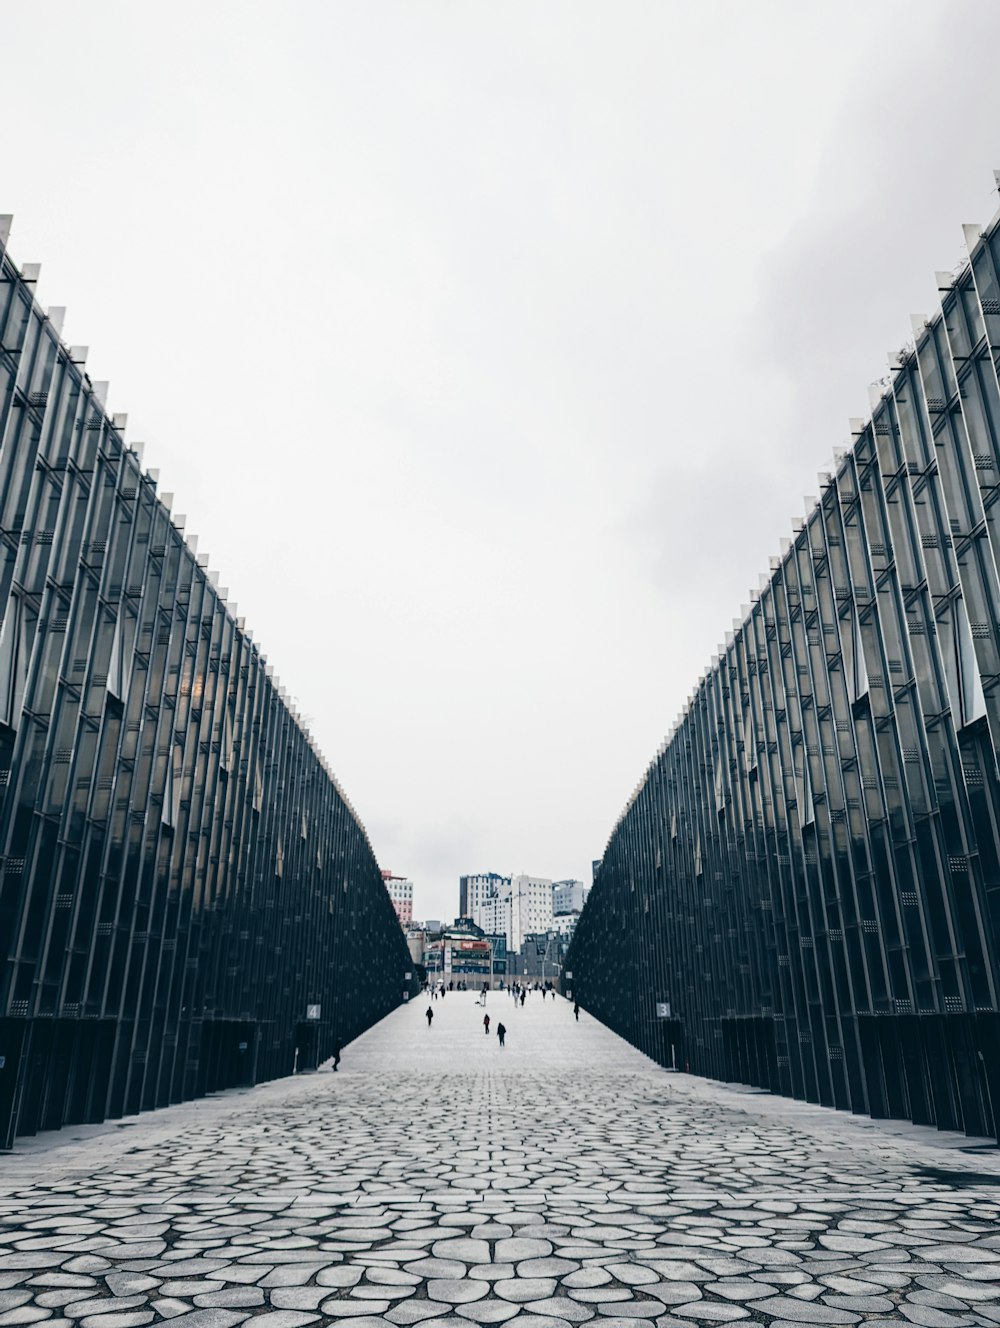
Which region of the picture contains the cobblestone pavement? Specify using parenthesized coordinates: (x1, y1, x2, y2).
(2, 992, 1000, 1328)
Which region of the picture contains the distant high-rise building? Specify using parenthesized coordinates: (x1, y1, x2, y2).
(553, 879, 589, 915)
(382, 873, 413, 925)
(476, 890, 511, 942)
(552, 912, 582, 939)
(460, 871, 510, 920)
(460, 872, 592, 950)
(510, 874, 553, 952)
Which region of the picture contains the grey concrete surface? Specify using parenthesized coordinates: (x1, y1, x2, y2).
(2, 992, 999, 1328)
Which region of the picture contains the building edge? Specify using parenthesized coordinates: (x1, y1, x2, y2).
(0, 225, 420, 1146)
(568, 186, 1000, 1142)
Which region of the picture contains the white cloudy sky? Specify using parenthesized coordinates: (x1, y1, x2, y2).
(5, 0, 1000, 923)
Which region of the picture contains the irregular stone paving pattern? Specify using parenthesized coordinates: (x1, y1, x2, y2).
(2, 992, 1000, 1328)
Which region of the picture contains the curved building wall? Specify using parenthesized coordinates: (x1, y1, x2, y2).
(0, 231, 417, 1147)
(568, 208, 1000, 1141)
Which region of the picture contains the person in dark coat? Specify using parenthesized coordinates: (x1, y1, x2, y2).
(426, 1006, 434, 1027)
(483, 1013, 491, 1034)
(574, 1001, 580, 1021)
(331, 1042, 341, 1072)
(497, 1022, 506, 1048)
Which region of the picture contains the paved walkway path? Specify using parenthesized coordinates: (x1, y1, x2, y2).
(2, 992, 1000, 1328)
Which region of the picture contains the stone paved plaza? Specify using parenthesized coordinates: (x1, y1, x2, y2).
(2, 992, 1000, 1328)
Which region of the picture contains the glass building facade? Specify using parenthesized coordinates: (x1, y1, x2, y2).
(567, 209, 1000, 1141)
(0, 224, 417, 1147)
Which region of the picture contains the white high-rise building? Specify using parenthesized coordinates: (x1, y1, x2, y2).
(551, 912, 579, 938)
(477, 891, 511, 941)
(382, 874, 414, 925)
(460, 872, 511, 924)
(460, 871, 568, 952)
(553, 879, 589, 915)
(509, 874, 553, 952)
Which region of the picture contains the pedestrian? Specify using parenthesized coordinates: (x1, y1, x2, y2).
(331, 1041, 341, 1072)
(497, 1021, 506, 1048)
(483, 1013, 491, 1035)
(520, 990, 526, 1007)
(426, 1006, 434, 1028)
(574, 1001, 579, 1021)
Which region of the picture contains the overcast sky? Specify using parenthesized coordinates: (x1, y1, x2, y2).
(4, 0, 1000, 923)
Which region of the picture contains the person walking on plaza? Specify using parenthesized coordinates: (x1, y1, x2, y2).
(574, 1001, 580, 1021)
(520, 989, 526, 1007)
(331, 1041, 341, 1072)
(426, 1006, 434, 1028)
(497, 1021, 506, 1048)
(483, 1012, 491, 1035)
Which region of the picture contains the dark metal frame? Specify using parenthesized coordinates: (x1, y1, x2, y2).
(568, 209, 1000, 1142)
(0, 231, 417, 1147)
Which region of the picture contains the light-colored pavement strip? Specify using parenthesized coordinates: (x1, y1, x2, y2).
(2, 992, 999, 1328)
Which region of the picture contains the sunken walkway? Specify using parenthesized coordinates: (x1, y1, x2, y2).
(2, 992, 1000, 1328)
